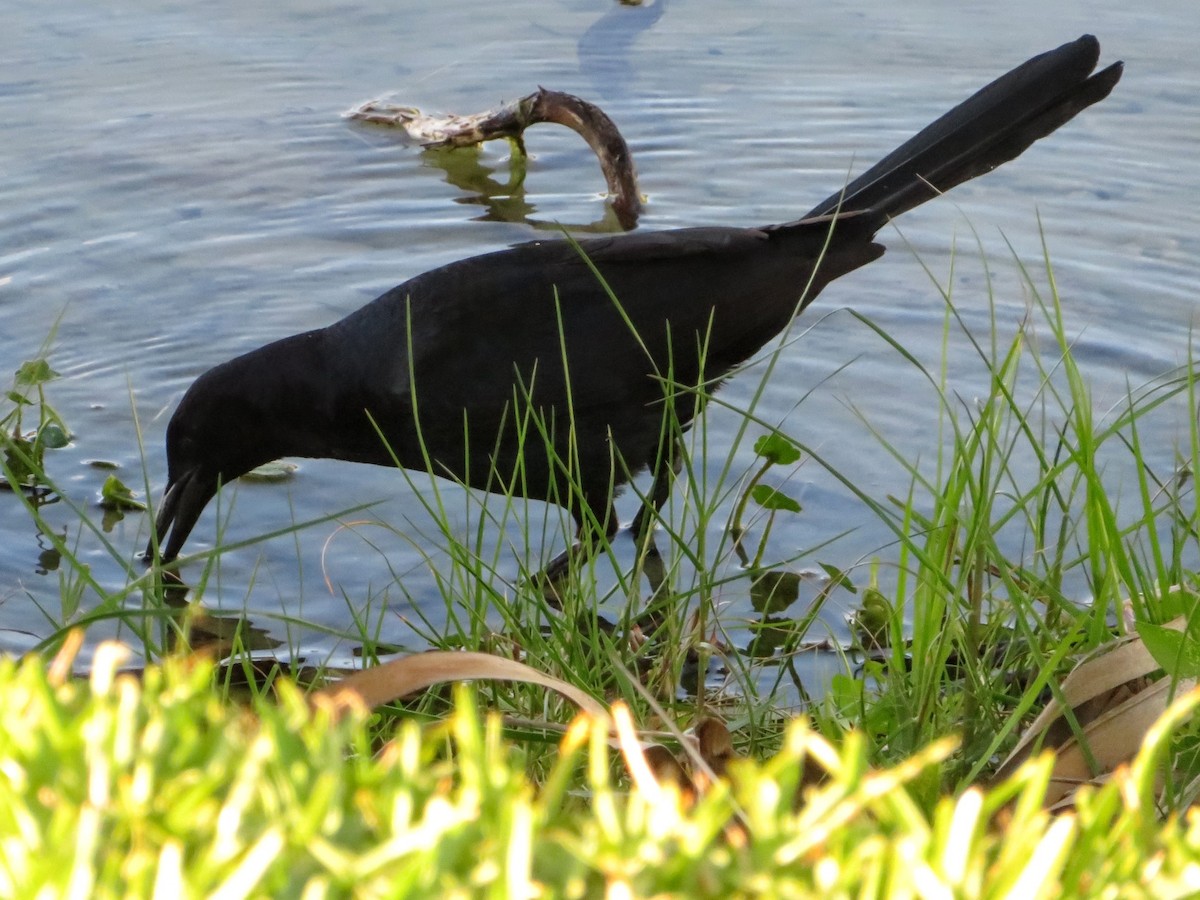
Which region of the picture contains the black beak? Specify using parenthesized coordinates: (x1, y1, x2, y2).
(144, 467, 215, 564)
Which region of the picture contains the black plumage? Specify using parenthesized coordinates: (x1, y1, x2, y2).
(148, 36, 1122, 565)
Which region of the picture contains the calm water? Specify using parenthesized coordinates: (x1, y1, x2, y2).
(2, 1, 1197, 673)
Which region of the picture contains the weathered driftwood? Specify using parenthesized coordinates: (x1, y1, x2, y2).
(347, 87, 642, 229)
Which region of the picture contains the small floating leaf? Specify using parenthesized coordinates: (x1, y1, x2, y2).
(86, 459, 121, 470)
(243, 460, 299, 483)
(99, 474, 146, 511)
(37, 423, 69, 450)
(750, 484, 801, 514)
(753, 432, 801, 466)
(750, 569, 801, 614)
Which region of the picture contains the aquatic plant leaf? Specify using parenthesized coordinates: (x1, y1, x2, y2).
(37, 423, 69, 450)
(819, 562, 857, 594)
(99, 474, 147, 511)
(14, 358, 59, 387)
(750, 484, 801, 513)
(750, 570, 801, 614)
(753, 431, 801, 466)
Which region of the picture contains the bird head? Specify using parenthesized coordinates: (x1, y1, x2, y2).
(145, 355, 286, 564)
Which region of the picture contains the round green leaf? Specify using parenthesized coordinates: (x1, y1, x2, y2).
(37, 423, 70, 449)
(752, 432, 801, 466)
(750, 484, 801, 513)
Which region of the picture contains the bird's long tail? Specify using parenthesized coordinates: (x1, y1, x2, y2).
(802, 34, 1122, 223)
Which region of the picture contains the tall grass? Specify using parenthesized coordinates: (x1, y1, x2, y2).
(2, 228, 1198, 791)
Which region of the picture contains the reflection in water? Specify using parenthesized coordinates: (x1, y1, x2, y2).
(157, 578, 285, 666)
(170, 604, 283, 658)
(35, 528, 63, 576)
(1, 487, 64, 575)
(101, 506, 125, 533)
(424, 145, 636, 233)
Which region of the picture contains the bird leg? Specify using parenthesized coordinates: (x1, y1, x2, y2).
(537, 432, 684, 606)
(536, 501, 620, 609)
(629, 433, 685, 599)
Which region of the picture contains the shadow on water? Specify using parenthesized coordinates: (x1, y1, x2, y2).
(578, 0, 668, 99)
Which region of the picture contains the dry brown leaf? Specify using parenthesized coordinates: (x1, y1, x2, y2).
(313, 649, 608, 719)
(48, 629, 85, 686)
(994, 616, 1196, 808)
(693, 717, 736, 779)
(313, 650, 743, 803)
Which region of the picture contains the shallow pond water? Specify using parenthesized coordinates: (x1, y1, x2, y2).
(2, 1, 1198, 685)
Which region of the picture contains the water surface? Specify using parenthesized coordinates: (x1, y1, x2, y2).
(2, 1, 1197, 673)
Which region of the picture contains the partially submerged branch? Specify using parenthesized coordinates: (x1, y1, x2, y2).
(347, 87, 643, 230)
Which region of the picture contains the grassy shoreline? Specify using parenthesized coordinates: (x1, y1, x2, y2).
(3, 240, 1200, 892)
(2, 647, 1198, 896)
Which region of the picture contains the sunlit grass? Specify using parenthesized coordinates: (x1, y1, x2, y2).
(1, 646, 1198, 896)
(2, 229, 1200, 890)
